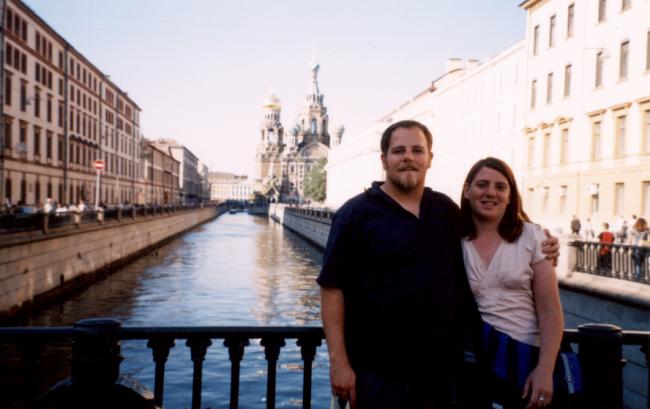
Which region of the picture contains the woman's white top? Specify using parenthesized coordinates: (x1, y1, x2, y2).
(462, 222, 546, 346)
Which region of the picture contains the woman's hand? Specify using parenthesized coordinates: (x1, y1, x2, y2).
(523, 365, 554, 408)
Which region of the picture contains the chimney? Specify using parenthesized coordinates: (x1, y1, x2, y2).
(466, 59, 479, 70)
(446, 58, 464, 73)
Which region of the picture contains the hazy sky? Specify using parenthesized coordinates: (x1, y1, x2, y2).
(24, 0, 525, 176)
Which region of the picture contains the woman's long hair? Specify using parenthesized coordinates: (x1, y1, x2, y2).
(459, 157, 530, 242)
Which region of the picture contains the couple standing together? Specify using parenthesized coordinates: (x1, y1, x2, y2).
(317, 120, 563, 409)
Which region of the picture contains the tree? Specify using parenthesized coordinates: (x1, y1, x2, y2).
(303, 158, 327, 202)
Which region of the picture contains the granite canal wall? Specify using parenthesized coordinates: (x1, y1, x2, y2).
(0, 205, 225, 320)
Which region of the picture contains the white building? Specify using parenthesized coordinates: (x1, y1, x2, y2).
(521, 0, 650, 233)
(327, 44, 525, 208)
(209, 173, 255, 202)
(327, 0, 650, 235)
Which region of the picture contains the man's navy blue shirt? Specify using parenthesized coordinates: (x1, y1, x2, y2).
(317, 182, 477, 375)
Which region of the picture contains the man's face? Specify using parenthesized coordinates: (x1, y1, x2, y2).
(381, 127, 432, 193)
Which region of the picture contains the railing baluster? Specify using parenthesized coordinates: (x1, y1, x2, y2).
(17, 339, 42, 406)
(187, 336, 212, 409)
(297, 335, 321, 409)
(224, 336, 249, 409)
(261, 335, 285, 409)
(641, 340, 650, 409)
(147, 336, 175, 407)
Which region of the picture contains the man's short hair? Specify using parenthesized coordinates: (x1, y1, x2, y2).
(380, 120, 433, 155)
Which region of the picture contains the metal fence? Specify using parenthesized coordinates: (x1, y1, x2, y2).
(0, 204, 224, 236)
(0, 319, 648, 409)
(570, 240, 649, 284)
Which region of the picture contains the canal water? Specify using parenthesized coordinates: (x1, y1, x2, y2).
(15, 213, 330, 409)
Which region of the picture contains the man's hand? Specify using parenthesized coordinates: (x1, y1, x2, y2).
(330, 356, 356, 408)
(542, 229, 560, 266)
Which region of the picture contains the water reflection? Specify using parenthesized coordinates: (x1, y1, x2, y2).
(11, 212, 328, 408)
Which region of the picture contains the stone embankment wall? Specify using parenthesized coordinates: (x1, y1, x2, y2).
(268, 204, 331, 249)
(0, 206, 224, 319)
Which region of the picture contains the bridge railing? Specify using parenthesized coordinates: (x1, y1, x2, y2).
(1, 319, 648, 409)
(570, 240, 649, 284)
(285, 206, 334, 221)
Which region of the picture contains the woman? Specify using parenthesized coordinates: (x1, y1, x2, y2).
(628, 217, 648, 281)
(459, 157, 564, 408)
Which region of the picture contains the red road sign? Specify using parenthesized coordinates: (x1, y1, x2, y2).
(94, 160, 105, 170)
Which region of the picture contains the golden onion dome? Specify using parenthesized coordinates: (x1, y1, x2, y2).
(262, 92, 281, 110)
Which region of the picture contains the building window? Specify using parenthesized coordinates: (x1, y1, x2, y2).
(567, 4, 575, 38)
(47, 96, 52, 122)
(45, 131, 52, 159)
(543, 132, 551, 166)
(34, 127, 41, 158)
(560, 186, 567, 213)
(528, 135, 535, 168)
(58, 135, 64, 161)
(533, 25, 539, 55)
(598, 0, 607, 22)
(34, 87, 40, 118)
(546, 73, 553, 104)
(20, 81, 27, 112)
(619, 41, 629, 80)
(549, 15, 556, 47)
(564, 64, 572, 97)
(5, 178, 12, 202)
(35, 180, 40, 204)
(4, 73, 11, 106)
(645, 109, 650, 152)
(3, 116, 12, 150)
(647, 30, 650, 71)
(591, 186, 600, 214)
(542, 187, 549, 212)
(592, 121, 602, 160)
(531, 80, 537, 109)
(20, 178, 26, 204)
(614, 183, 624, 216)
(560, 128, 569, 164)
(595, 52, 604, 88)
(615, 115, 626, 156)
(643, 182, 650, 217)
(621, 0, 631, 11)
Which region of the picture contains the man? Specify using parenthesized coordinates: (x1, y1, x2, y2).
(317, 120, 557, 408)
(570, 215, 581, 235)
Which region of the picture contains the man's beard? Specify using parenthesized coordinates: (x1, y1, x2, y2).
(388, 171, 420, 193)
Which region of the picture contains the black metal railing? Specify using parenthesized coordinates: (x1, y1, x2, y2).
(1, 320, 649, 409)
(0, 204, 226, 236)
(0, 319, 324, 409)
(570, 240, 649, 284)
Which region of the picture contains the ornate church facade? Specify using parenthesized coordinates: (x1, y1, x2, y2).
(255, 59, 344, 202)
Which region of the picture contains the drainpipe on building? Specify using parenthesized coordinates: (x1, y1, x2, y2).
(0, 0, 7, 205)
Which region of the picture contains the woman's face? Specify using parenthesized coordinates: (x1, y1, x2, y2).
(463, 166, 511, 223)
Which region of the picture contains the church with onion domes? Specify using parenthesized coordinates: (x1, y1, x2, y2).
(255, 58, 344, 202)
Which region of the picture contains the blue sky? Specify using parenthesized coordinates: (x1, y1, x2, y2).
(24, 0, 526, 176)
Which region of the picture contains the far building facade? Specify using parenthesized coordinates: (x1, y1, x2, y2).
(142, 141, 180, 204)
(150, 139, 201, 204)
(255, 59, 344, 202)
(1, 0, 144, 207)
(209, 172, 255, 202)
(327, 0, 650, 236)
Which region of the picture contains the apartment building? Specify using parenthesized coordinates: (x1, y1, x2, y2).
(142, 142, 180, 204)
(1, 0, 144, 207)
(327, 0, 650, 234)
(521, 0, 650, 232)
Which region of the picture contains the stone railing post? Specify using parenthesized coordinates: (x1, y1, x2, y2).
(42, 213, 49, 234)
(578, 323, 624, 409)
(97, 207, 104, 225)
(71, 318, 123, 388)
(73, 210, 81, 228)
